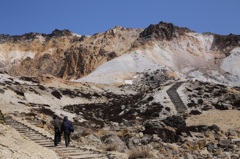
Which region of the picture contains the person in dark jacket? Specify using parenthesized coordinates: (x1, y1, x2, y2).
(61, 116, 74, 147)
(52, 115, 62, 146)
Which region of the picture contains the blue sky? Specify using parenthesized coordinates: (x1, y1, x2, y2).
(0, 0, 239, 35)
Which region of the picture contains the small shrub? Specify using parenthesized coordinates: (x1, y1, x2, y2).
(51, 90, 62, 99)
(105, 143, 119, 151)
(117, 128, 132, 138)
(128, 146, 155, 159)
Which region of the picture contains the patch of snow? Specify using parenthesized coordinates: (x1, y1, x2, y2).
(72, 33, 82, 37)
(124, 80, 133, 85)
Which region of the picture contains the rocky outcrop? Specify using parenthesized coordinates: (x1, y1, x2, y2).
(139, 21, 193, 40)
(0, 29, 72, 43)
(184, 80, 240, 112)
(49, 29, 72, 37)
(211, 33, 240, 54)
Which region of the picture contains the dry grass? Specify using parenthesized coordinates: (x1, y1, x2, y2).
(227, 87, 240, 96)
(117, 128, 133, 138)
(81, 129, 94, 137)
(186, 109, 240, 131)
(104, 143, 120, 151)
(128, 146, 156, 159)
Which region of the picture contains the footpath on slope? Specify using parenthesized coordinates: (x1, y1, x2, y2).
(5, 117, 109, 159)
(167, 81, 187, 113)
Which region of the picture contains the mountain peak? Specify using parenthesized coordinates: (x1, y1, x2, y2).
(112, 25, 124, 29)
(50, 29, 72, 37)
(139, 21, 193, 40)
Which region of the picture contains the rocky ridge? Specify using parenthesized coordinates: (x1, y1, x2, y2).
(0, 22, 239, 84)
(0, 26, 142, 80)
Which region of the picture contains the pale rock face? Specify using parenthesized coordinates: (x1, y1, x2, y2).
(76, 48, 170, 84)
(77, 32, 239, 86)
(220, 47, 240, 85)
(36, 35, 46, 43)
(0, 50, 35, 64)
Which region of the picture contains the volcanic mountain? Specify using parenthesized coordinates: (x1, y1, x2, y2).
(0, 21, 239, 86)
(0, 22, 240, 159)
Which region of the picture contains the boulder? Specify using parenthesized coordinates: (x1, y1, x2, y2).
(85, 134, 102, 145)
(143, 120, 163, 130)
(141, 134, 152, 144)
(207, 143, 216, 152)
(163, 115, 186, 128)
(127, 136, 141, 148)
(210, 124, 221, 132)
(185, 153, 194, 159)
(101, 134, 127, 152)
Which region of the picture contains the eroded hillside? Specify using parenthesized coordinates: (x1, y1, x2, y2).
(0, 22, 239, 85)
(0, 27, 142, 80)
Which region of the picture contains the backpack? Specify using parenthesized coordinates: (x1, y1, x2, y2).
(55, 127, 60, 132)
(53, 119, 61, 132)
(63, 120, 74, 132)
(70, 125, 74, 132)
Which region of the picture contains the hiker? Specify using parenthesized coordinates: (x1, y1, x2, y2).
(52, 115, 62, 146)
(61, 116, 74, 147)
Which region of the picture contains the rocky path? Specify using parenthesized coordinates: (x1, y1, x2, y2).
(167, 81, 187, 113)
(5, 117, 108, 159)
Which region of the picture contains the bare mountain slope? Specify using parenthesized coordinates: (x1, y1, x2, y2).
(0, 27, 142, 80)
(77, 22, 240, 86)
(1, 22, 239, 86)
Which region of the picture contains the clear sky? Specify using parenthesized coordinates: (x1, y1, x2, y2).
(0, 0, 239, 36)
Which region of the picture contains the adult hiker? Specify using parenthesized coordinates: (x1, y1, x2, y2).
(61, 116, 74, 147)
(51, 115, 62, 146)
